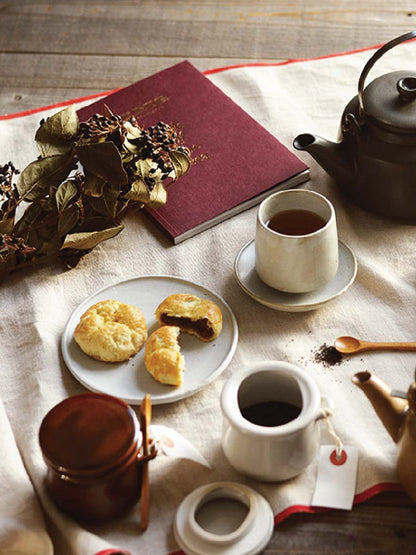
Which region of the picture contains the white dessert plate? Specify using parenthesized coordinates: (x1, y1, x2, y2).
(62, 275, 238, 405)
(234, 240, 357, 312)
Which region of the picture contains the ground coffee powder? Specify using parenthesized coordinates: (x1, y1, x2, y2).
(313, 343, 343, 367)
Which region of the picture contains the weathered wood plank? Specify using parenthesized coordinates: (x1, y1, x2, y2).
(0, 53, 269, 115)
(267, 500, 416, 552)
(1, 1, 415, 59)
(4, 0, 416, 25)
(0, 53, 266, 89)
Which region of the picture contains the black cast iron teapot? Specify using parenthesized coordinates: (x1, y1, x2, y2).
(293, 30, 416, 221)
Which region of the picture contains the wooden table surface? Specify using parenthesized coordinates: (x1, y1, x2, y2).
(2, 1, 416, 553)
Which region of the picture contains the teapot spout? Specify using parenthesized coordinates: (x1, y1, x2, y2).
(397, 382, 416, 501)
(352, 371, 407, 443)
(293, 133, 352, 185)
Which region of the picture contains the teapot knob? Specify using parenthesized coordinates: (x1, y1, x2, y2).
(397, 77, 416, 100)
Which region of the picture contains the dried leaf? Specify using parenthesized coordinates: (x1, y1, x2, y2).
(89, 184, 121, 218)
(61, 224, 124, 251)
(124, 121, 142, 139)
(17, 154, 76, 202)
(35, 105, 79, 157)
(37, 220, 58, 241)
(123, 179, 166, 208)
(35, 231, 61, 255)
(77, 215, 115, 232)
(76, 142, 128, 185)
(83, 172, 105, 198)
(58, 203, 80, 237)
(0, 203, 15, 234)
(13, 201, 44, 236)
(122, 152, 134, 164)
(136, 158, 155, 178)
(37, 142, 74, 158)
(122, 179, 148, 202)
(147, 182, 168, 208)
(0, 216, 14, 234)
(124, 139, 140, 154)
(22, 229, 42, 250)
(169, 150, 191, 179)
(56, 179, 78, 212)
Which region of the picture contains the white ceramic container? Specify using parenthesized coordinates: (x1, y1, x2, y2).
(220, 361, 330, 482)
(255, 189, 338, 293)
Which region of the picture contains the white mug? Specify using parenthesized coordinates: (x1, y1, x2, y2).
(220, 361, 331, 482)
(255, 189, 338, 293)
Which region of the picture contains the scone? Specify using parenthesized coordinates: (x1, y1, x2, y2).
(144, 326, 184, 386)
(74, 299, 147, 362)
(155, 293, 222, 342)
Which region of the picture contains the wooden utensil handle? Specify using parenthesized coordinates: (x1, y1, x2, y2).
(367, 342, 416, 351)
(141, 462, 150, 531)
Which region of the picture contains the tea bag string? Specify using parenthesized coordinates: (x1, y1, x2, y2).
(139, 439, 158, 462)
(320, 408, 344, 458)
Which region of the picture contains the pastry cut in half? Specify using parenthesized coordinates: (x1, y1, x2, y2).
(74, 299, 147, 362)
(155, 293, 222, 342)
(144, 325, 185, 386)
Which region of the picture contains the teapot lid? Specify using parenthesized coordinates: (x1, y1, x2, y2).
(363, 70, 416, 133)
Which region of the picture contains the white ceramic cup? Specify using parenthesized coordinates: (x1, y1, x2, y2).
(220, 361, 331, 482)
(255, 189, 338, 293)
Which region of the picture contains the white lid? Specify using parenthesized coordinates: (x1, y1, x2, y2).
(173, 481, 274, 555)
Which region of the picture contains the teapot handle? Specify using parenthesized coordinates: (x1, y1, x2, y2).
(358, 30, 416, 117)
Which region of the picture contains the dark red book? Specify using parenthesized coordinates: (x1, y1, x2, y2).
(78, 61, 309, 243)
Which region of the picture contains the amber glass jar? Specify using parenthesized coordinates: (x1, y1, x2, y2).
(39, 392, 143, 522)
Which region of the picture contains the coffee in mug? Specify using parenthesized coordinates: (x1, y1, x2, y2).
(255, 189, 338, 293)
(240, 400, 301, 427)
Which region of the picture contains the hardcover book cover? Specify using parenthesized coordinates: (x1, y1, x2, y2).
(78, 61, 309, 243)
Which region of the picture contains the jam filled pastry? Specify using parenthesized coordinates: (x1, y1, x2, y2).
(155, 293, 222, 342)
(144, 326, 185, 386)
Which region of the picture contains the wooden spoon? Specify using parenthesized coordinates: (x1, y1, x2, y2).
(139, 394, 152, 531)
(335, 336, 416, 354)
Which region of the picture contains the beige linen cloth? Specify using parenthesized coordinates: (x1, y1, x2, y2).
(2, 40, 416, 554)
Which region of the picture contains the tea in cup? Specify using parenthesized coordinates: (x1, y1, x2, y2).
(220, 361, 330, 482)
(255, 189, 338, 293)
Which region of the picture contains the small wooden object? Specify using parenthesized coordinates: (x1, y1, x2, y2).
(140, 394, 152, 530)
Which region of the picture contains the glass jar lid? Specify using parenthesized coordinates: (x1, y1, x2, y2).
(39, 393, 139, 472)
(174, 482, 274, 555)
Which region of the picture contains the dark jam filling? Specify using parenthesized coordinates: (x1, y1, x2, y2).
(161, 314, 213, 339)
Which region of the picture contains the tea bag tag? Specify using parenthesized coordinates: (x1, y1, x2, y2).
(311, 445, 358, 510)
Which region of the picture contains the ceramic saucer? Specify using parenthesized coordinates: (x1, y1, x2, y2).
(234, 240, 357, 312)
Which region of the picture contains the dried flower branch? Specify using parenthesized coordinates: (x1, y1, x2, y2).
(0, 105, 191, 277)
